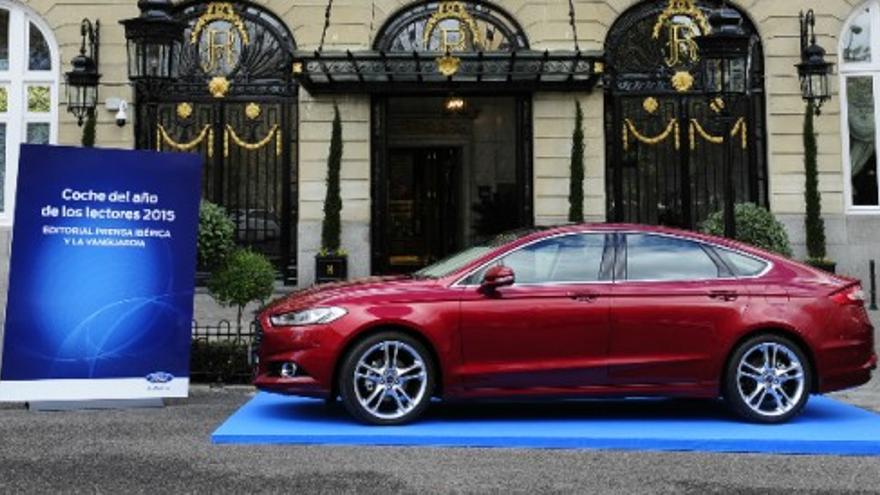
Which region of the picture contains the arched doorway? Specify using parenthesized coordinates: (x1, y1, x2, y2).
(604, 0, 768, 228)
(369, 0, 535, 274)
(134, 1, 298, 283)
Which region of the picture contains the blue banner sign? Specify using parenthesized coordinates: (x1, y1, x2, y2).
(0, 145, 202, 401)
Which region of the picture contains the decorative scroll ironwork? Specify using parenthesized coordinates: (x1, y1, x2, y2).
(622, 118, 680, 151)
(224, 124, 281, 157)
(156, 124, 214, 158)
(689, 117, 747, 150)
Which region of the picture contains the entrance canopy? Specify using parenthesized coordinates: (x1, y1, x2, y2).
(292, 50, 604, 94)
(293, 1, 603, 94)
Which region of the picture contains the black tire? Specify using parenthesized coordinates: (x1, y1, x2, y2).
(338, 331, 436, 425)
(724, 334, 813, 424)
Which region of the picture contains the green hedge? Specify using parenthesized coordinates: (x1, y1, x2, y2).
(702, 203, 793, 257)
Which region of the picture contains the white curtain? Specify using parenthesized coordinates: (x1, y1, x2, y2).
(849, 79, 877, 176)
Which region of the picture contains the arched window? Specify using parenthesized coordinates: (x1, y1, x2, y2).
(841, 1, 880, 211)
(0, 1, 58, 224)
(374, 1, 529, 52)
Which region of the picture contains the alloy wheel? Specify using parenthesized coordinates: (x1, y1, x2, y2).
(735, 342, 806, 418)
(352, 340, 429, 421)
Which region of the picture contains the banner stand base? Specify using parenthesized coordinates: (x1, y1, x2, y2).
(26, 399, 165, 412)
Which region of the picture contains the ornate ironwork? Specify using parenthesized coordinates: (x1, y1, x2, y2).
(374, 0, 528, 52)
(135, 1, 299, 284)
(605, 0, 767, 229)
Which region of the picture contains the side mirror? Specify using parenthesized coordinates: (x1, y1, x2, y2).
(481, 265, 515, 291)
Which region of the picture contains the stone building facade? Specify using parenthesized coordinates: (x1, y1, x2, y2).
(0, 0, 877, 308)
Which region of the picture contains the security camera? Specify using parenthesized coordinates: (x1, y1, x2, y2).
(115, 100, 128, 127)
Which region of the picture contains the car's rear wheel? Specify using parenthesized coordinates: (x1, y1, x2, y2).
(339, 332, 435, 425)
(724, 334, 812, 423)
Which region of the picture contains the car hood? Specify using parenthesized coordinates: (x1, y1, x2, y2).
(262, 276, 444, 314)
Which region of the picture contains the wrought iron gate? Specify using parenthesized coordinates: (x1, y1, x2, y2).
(604, 0, 768, 229)
(134, 1, 298, 284)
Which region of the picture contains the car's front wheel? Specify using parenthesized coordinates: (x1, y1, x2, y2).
(339, 332, 435, 425)
(724, 334, 812, 423)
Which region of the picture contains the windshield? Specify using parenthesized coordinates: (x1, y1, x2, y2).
(413, 227, 550, 279)
(413, 246, 493, 279)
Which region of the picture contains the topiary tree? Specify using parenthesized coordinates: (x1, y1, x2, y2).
(568, 101, 585, 223)
(702, 203, 793, 257)
(198, 200, 236, 272)
(803, 101, 828, 263)
(320, 105, 344, 255)
(207, 248, 276, 332)
(81, 109, 96, 148)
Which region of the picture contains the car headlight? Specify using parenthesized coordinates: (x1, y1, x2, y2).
(270, 307, 347, 327)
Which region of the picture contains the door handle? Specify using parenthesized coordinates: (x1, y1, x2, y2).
(709, 290, 739, 302)
(568, 291, 598, 302)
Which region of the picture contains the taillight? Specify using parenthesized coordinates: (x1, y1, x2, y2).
(831, 285, 866, 306)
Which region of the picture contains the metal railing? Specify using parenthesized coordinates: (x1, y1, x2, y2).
(190, 319, 259, 384)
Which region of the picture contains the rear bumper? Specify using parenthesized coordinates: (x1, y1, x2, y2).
(819, 352, 877, 393)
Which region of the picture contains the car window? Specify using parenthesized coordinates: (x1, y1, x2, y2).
(716, 247, 769, 277)
(465, 234, 607, 285)
(625, 234, 720, 281)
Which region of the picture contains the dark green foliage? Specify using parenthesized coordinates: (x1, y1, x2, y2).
(207, 248, 276, 331)
(702, 203, 793, 257)
(190, 340, 252, 384)
(197, 200, 236, 271)
(321, 105, 344, 254)
(803, 102, 828, 261)
(81, 109, 96, 148)
(569, 101, 585, 223)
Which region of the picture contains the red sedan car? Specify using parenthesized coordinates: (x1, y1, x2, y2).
(255, 225, 877, 425)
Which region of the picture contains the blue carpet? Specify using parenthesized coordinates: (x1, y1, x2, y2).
(212, 392, 880, 455)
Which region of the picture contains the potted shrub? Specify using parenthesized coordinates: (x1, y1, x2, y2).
(803, 102, 835, 273)
(196, 200, 236, 285)
(207, 248, 276, 333)
(315, 105, 347, 284)
(702, 203, 793, 257)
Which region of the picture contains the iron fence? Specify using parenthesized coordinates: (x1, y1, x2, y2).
(190, 319, 260, 384)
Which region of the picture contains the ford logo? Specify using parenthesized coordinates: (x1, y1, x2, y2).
(145, 372, 175, 384)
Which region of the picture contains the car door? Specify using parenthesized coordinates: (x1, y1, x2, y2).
(457, 233, 613, 390)
(608, 233, 749, 386)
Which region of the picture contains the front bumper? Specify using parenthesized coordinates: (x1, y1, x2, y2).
(252, 316, 338, 398)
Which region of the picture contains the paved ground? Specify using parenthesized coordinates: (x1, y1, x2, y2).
(0, 372, 878, 494)
(1, 315, 878, 494)
(0, 387, 878, 494)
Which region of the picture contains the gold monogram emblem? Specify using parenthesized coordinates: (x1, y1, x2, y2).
(423, 2, 483, 76)
(652, 0, 710, 68)
(423, 2, 482, 52)
(191, 3, 250, 75)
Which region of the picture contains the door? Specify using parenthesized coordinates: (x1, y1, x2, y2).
(604, 0, 768, 228)
(385, 147, 460, 273)
(458, 233, 613, 390)
(609, 233, 748, 386)
(134, 2, 298, 283)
